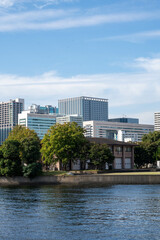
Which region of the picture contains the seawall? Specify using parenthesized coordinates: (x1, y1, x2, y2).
(0, 174, 160, 186)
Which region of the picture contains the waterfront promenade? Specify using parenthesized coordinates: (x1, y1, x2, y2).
(1, 172, 160, 185)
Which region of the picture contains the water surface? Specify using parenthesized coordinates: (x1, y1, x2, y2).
(0, 184, 160, 240)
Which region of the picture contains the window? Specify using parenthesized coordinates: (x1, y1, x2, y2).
(125, 147, 131, 152)
(115, 146, 122, 153)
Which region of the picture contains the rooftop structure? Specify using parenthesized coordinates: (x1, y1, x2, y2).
(28, 104, 58, 115)
(109, 117, 139, 124)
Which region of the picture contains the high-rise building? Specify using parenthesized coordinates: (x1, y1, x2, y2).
(58, 96, 108, 121)
(154, 112, 160, 131)
(0, 98, 24, 145)
(83, 120, 154, 142)
(28, 104, 58, 114)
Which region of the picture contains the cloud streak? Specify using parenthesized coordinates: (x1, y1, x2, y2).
(94, 30, 160, 43)
(0, 9, 160, 31)
(0, 0, 76, 8)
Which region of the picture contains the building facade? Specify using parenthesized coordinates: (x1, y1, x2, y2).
(87, 137, 135, 170)
(28, 104, 58, 114)
(56, 115, 83, 128)
(54, 137, 135, 171)
(83, 120, 154, 142)
(154, 112, 160, 131)
(0, 98, 24, 145)
(58, 96, 108, 121)
(18, 111, 57, 139)
(109, 117, 139, 124)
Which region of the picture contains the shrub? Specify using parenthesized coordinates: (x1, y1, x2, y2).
(23, 162, 42, 178)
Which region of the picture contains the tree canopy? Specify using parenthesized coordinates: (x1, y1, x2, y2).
(41, 122, 87, 169)
(134, 145, 150, 168)
(0, 125, 42, 177)
(8, 125, 40, 143)
(89, 143, 114, 170)
(7, 125, 41, 164)
(134, 131, 160, 168)
(0, 140, 22, 176)
(141, 131, 160, 163)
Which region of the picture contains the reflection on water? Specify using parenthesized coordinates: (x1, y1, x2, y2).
(0, 185, 160, 240)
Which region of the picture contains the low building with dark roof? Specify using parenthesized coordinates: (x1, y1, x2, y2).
(53, 137, 136, 171)
(87, 137, 136, 170)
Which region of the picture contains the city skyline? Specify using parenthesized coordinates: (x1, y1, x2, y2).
(0, 0, 160, 124)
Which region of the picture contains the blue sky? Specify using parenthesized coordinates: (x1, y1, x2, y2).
(0, 0, 160, 124)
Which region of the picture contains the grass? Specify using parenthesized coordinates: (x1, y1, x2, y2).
(42, 171, 67, 176)
(103, 171, 160, 175)
(42, 170, 160, 176)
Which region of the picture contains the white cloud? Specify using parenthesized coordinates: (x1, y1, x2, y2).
(0, 58, 160, 124)
(0, 0, 15, 7)
(0, 0, 76, 8)
(94, 30, 160, 43)
(0, 57, 159, 124)
(134, 57, 160, 72)
(0, 9, 160, 31)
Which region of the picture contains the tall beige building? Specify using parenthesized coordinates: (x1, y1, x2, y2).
(154, 112, 160, 131)
(0, 98, 24, 145)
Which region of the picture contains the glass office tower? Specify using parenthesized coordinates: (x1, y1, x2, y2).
(58, 96, 108, 121)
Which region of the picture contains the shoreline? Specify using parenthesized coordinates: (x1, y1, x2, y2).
(1, 173, 160, 186)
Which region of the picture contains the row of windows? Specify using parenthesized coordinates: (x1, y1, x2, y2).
(115, 147, 132, 153)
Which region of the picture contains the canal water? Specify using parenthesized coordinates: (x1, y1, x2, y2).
(0, 184, 160, 240)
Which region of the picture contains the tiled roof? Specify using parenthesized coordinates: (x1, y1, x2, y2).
(86, 137, 136, 146)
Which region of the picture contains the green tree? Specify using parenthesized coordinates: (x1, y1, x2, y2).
(134, 145, 150, 168)
(7, 125, 41, 164)
(5, 125, 42, 177)
(23, 162, 42, 178)
(89, 143, 114, 170)
(78, 139, 91, 170)
(41, 122, 87, 170)
(0, 140, 22, 176)
(141, 131, 160, 164)
(8, 125, 39, 141)
(21, 137, 41, 164)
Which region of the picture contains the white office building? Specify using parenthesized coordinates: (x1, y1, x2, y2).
(83, 121, 154, 142)
(18, 111, 57, 139)
(56, 115, 83, 128)
(154, 112, 160, 131)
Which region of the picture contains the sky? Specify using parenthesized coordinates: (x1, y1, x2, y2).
(0, 0, 160, 124)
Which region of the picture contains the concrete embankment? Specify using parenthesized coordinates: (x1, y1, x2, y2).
(0, 174, 160, 186)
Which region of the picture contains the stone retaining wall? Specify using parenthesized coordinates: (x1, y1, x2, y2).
(0, 174, 160, 186)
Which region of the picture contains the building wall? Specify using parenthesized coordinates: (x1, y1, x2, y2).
(18, 112, 56, 139)
(0, 98, 24, 145)
(83, 121, 154, 142)
(56, 115, 83, 128)
(154, 112, 160, 131)
(109, 117, 139, 124)
(28, 104, 58, 114)
(58, 96, 108, 121)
